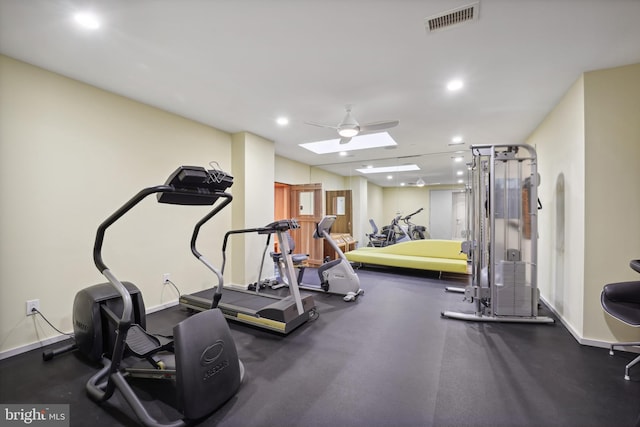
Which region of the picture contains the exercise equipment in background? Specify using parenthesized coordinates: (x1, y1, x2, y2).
(400, 208, 428, 240)
(272, 215, 363, 302)
(366, 219, 388, 247)
(180, 218, 318, 334)
(367, 209, 428, 247)
(442, 144, 554, 323)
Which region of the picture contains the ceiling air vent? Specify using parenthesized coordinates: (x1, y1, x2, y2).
(425, 2, 480, 33)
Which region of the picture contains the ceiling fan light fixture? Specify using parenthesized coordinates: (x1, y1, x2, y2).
(74, 11, 101, 29)
(416, 178, 426, 187)
(304, 106, 397, 144)
(338, 127, 359, 138)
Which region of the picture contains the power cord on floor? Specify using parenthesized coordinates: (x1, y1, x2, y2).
(33, 309, 74, 337)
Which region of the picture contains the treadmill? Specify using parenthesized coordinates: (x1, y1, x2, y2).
(180, 213, 317, 334)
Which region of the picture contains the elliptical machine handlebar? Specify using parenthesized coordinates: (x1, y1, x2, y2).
(190, 194, 233, 310)
(94, 185, 174, 274)
(92, 185, 175, 365)
(401, 207, 423, 222)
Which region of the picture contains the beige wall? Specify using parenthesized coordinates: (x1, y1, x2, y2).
(310, 167, 347, 191)
(529, 63, 640, 344)
(382, 187, 429, 231)
(0, 55, 233, 355)
(583, 63, 640, 342)
(274, 155, 311, 184)
(230, 132, 275, 287)
(530, 76, 586, 336)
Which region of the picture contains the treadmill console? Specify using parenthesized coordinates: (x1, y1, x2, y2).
(261, 219, 300, 233)
(158, 166, 233, 205)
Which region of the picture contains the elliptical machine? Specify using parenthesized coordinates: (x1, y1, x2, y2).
(382, 214, 411, 246)
(45, 165, 245, 426)
(400, 208, 428, 240)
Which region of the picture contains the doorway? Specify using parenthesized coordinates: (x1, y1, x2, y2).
(430, 189, 467, 240)
(275, 183, 324, 266)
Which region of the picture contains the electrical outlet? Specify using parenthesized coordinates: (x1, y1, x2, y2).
(26, 299, 40, 316)
(162, 273, 171, 284)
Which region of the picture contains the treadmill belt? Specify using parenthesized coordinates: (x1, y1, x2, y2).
(221, 290, 278, 311)
(189, 288, 280, 312)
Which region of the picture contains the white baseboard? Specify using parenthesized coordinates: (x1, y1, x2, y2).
(224, 283, 250, 291)
(146, 299, 179, 314)
(539, 295, 640, 352)
(0, 334, 71, 361)
(0, 299, 180, 361)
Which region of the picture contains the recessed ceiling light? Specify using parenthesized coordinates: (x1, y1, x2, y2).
(339, 151, 348, 156)
(276, 117, 289, 126)
(355, 164, 420, 174)
(74, 12, 101, 30)
(447, 79, 464, 91)
(457, 179, 464, 184)
(456, 171, 464, 176)
(387, 175, 393, 180)
(451, 135, 463, 144)
(400, 182, 406, 186)
(453, 156, 464, 162)
(299, 132, 397, 154)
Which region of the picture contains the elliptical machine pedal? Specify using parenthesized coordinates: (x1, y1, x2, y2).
(343, 289, 364, 302)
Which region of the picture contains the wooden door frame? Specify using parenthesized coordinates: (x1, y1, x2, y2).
(289, 183, 323, 266)
(325, 189, 353, 235)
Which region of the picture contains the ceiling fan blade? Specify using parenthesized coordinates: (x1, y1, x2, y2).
(339, 137, 352, 144)
(359, 120, 399, 134)
(304, 120, 338, 130)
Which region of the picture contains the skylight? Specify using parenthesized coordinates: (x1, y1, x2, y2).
(355, 164, 420, 174)
(299, 132, 397, 154)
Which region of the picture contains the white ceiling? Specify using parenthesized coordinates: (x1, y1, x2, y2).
(1, 0, 639, 187)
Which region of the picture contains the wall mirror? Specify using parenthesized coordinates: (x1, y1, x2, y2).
(312, 149, 470, 242)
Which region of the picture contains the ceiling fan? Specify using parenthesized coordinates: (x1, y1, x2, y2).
(305, 106, 399, 144)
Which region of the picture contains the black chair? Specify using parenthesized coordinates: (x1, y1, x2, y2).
(600, 259, 640, 381)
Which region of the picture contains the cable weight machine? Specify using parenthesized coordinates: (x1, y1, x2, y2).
(442, 144, 554, 323)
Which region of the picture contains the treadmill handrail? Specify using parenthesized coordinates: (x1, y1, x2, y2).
(190, 216, 307, 315)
